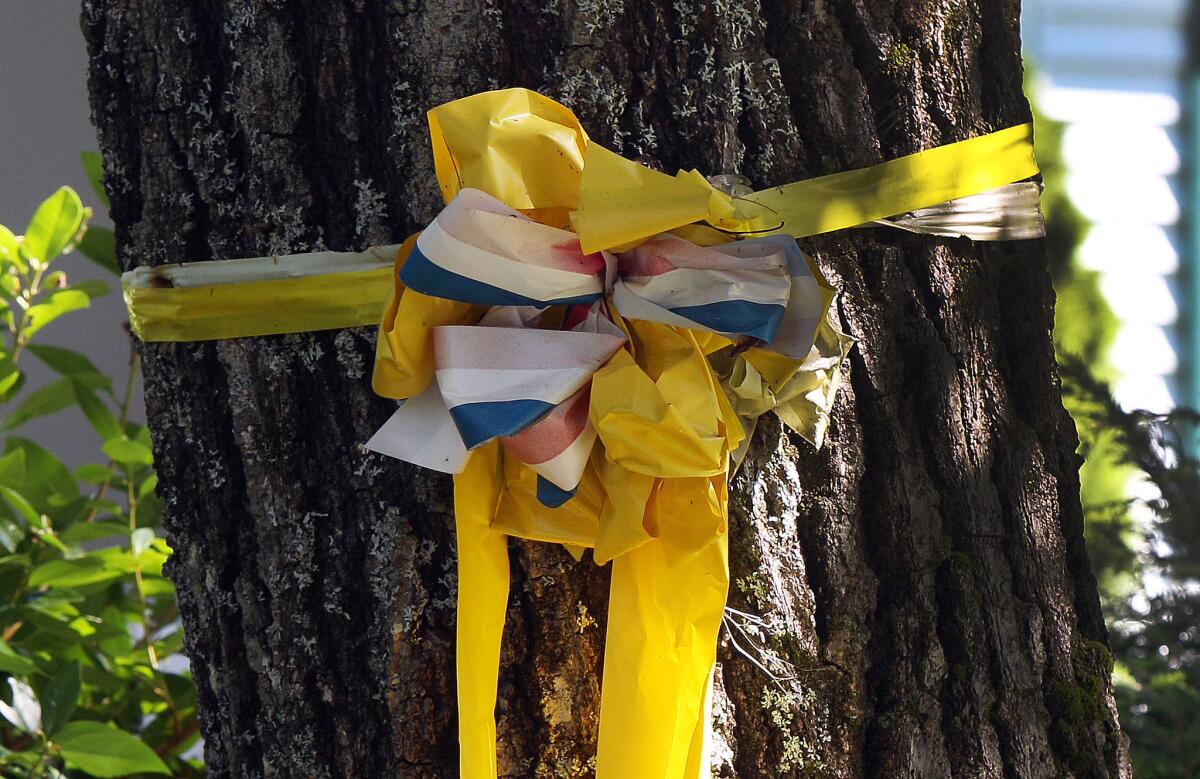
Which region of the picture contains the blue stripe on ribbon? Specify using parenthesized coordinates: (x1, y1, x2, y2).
(401, 244, 602, 307)
(448, 399, 556, 449)
(536, 476, 577, 508)
(668, 299, 786, 343)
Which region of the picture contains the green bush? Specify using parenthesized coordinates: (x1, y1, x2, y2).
(0, 181, 200, 778)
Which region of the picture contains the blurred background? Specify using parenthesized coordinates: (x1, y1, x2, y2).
(1023, 0, 1200, 773)
(0, 2, 1197, 777)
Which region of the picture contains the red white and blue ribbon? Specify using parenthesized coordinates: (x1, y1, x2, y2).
(366, 189, 826, 506)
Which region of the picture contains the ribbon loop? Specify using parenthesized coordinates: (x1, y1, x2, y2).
(402, 189, 608, 307)
(370, 186, 829, 508)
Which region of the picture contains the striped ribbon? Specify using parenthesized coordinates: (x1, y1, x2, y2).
(365, 188, 825, 506)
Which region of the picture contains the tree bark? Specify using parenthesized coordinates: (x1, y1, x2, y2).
(82, 0, 1130, 776)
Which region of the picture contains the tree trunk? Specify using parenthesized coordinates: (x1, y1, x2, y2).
(82, 0, 1130, 776)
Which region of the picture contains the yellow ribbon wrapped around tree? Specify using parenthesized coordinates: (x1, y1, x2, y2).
(367, 88, 1040, 779)
(120, 86, 1040, 779)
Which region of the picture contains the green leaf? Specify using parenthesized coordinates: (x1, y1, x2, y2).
(137, 494, 164, 527)
(76, 227, 117, 276)
(27, 344, 104, 378)
(139, 576, 176, 597)
(0, 552, 32, 569)
(16, 604, 84, 649)
(138, 473, 158, 499)
(73, 463, 111, 485)
(34, 527, 68, 554)
(0, 515, 23, 553)
(0, 356, 23, 401)
(0, 497, 25, 551)
(69, 279, 109, 300)
(27, 558, 122, 589)
(1, 379, 74, 432)
(71, 383, 121, 442)
(6, 439, 78, 511)
(60, 520, 126, 545)
(40, 661, 80, 736)
(80, 152, 110, 210)
(97, 544, 167, 577)
(0, 373, 107, 433)
(139, 543, 170, 577)
(84, 498, 121, 517)
(101, 437, 153, 467)
(0, 448, 26, 488)
(94, 606, 132, 658)
(0, 272, 20, 297)
(0, 640, 36, 675)
(153, 629, 185, 660)
(92, 548, 136, 575)
(132, 424, 153, 447)
(22, 188, 85, 266)
(24, 289, 90, 339)
(0, 225, 23, 272)
(45, 495, 90, 528)
(0, 486, 40, 524)
(54, 721, 170, 777)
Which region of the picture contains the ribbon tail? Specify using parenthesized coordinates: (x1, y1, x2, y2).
(684, 664, 718, 779)
(751, 122, 1039, 239)
(869, 181, 1046, 240)
(596, 476, 729, 779)
(365, 381, 471, 473)
(453, 442, 508, 779)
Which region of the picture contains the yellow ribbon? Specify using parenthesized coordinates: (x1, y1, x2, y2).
(752, 123, 1038, 239)
(568, 121, 1038, 252)
(120, 88, 1040, 779)
(124, 268, 393, 342)
(425, 89, 1037, 253)
(122, 246, 399, 342)
(122, 89, 1038, 346)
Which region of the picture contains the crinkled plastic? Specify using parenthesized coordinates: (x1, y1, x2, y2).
(367, 87, 1042, 779)
(598, 476, 729, 779)
(374, 244, 746, 779)
(372, 233, 748, 779)
(119, 86, 1043, 779)
(753, 124, 1040, 240)
(372, 235, 487, 400)
(571, 145, 757, 253)
(452, 441, 508, 779)
(428, 88, 588, 212)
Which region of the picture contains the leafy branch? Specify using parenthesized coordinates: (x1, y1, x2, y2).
(0, 179, 200, 778)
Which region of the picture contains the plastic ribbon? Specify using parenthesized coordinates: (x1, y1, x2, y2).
(119, 88, 1042, 779)
(362, 89, 1041, 779)
(423, 89, 1040, 254)
(365, 194, 824, 777)
(122, 245, 398, 342)
(372, 235, 748, 777)
(365, 187, 827, 503)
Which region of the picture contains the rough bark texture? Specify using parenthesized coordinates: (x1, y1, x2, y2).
(83, 0, 1130, 776)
